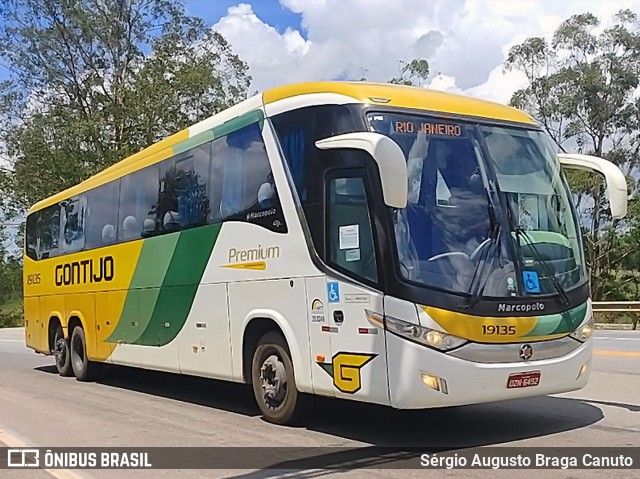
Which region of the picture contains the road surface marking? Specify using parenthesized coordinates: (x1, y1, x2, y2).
(0, 339, 23, 342)
(0, 428, 87, 479)
(594, 350, 640, 358)
(595, 337, 640, 341)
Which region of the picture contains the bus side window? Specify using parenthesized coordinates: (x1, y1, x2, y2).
(37, 204, 61, 259)
(212, 122, 287, 233)
(25, 212, 39, 260)
(85, 180, 120, 248)
(61, 196, 86, 254)
(118, 164, 159, 241)
(153, 142, 211, 233)
(327, 175, 378, 284)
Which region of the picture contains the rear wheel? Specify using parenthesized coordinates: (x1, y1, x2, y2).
(251, 332, 301, 425)
(53, 326, 73, 377)
(70, 326, 100, 382)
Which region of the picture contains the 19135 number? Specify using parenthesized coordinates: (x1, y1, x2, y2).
(482, 324, 516, 335)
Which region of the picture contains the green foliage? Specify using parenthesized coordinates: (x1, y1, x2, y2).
(389, 59, 430, 86)
(0, 247, 23, 328)
(0, 297, 23, 328)
(0, 0, 251, 211)
(505, 9, 640, 301)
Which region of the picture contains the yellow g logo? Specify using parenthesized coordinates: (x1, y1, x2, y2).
(317, 352, 376, 393)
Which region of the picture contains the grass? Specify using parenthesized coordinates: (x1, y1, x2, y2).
(0, 297, 22, 314)
(593, 311, 638, 329)
(0, 297, 23, 328)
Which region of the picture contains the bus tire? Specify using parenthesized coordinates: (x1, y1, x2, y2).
(70, 326, 100, 382)
(53, 325, 73, 377)
(251, 332, 301, 425)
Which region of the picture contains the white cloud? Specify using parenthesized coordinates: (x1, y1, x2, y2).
(213, 0, 640, 103)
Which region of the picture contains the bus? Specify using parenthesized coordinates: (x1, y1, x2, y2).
(23, 82, 627, 424)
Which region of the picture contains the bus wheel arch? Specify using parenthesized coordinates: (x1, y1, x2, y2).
(243, 320, 303, 425)
(48, 316, 72, 377)
(242, 318, 287, 384)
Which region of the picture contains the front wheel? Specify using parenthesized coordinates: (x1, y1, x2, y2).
(53, 326, 73, 377)
(70, 326, 101, 382)
(251, 332, 301, 425)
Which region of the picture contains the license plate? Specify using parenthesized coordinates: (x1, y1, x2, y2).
(507, 371, 541, 389)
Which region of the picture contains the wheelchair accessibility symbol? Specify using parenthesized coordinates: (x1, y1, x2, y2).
(523, 271, 541, 293)
(327, 282, 341, 303)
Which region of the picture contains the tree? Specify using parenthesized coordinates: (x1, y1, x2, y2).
(0, 0, 251, 212)
(505, 10, 640, 300)
(388, 59, 430, 86)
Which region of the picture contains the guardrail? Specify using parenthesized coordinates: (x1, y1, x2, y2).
(592, 301, 639, 330)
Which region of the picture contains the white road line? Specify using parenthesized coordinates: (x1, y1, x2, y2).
(594, 337, 640, 341)
(0, 339, 23, 342)
(0, 429, 88, 479)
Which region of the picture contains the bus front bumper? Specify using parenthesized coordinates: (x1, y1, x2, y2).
(386, 333, 592, 409)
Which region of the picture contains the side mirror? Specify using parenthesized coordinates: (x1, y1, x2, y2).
(315, 132, 408, 208)
(558, 153, 628, 220)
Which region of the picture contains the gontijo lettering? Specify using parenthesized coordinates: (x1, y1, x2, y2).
(55, 256, 114, 286)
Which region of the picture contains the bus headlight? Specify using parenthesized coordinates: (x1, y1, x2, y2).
(570, 317, 594, 342)
(385, 315, 467, 351)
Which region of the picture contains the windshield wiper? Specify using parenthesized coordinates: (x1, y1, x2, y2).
(464, 201, 502, 309)
(512, 226, 570, 306)
(503, 198, 569, 304)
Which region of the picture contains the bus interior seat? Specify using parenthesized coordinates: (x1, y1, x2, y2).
(163, 211, 180, 231)
(258, 182, 274, 208)
(122, 215, 139, 240)
(142, 218, 155, 236)
(101, 224, 116, 244)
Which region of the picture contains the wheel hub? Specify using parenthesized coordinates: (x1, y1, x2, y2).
(260, 354, 287, 407)
(55, 338, 67, 364)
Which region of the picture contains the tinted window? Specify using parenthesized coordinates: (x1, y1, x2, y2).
(61, 196, 86, 254)
(25, 205, 61, 260)
(85, 181, 120, 249)
(273, 104, 358, 203)
(27, 122, 286, 260)
(328, 176, 378, 283)
(25, 213, 38, 260)
(155, 143, 211, 233)
(271, 105, 360, 254)
(118, 165, 159, 241)
(211, 122, 287, 233)
(37, 205, 61, 259)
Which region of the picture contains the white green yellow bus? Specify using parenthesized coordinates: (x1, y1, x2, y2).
(23, 82, 627, 424)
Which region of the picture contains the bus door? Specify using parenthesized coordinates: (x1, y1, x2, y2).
(322, 168, 390, 406)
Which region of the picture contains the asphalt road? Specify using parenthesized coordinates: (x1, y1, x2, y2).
(0, 327, 638, 479)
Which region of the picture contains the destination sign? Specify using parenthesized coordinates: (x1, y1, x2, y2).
(394, 121, 463, 136)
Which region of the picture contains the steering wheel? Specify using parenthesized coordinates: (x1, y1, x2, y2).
(427, 251, 470, 263)
(470, 238, 492, 262)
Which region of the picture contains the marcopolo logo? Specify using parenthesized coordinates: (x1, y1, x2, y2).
(497, 302, 545, 313)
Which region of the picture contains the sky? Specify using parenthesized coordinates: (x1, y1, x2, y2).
(1, 0, 639, 105)
(182, 0, 640, 105)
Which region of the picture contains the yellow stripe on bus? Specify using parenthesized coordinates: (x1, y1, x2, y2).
(422, 305, 539, 343)
(221, 261, 267, 270)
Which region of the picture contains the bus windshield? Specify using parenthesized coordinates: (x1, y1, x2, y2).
(367, 112, 586, 299)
